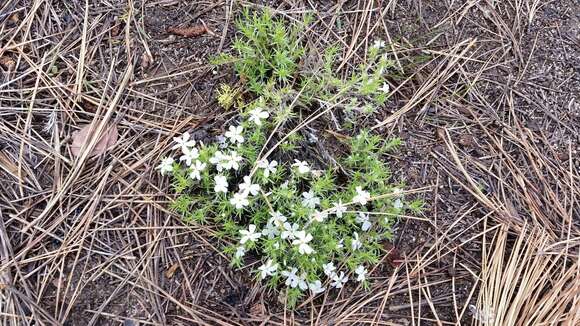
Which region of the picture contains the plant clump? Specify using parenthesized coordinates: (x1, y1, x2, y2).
(158, 9, 421, 307)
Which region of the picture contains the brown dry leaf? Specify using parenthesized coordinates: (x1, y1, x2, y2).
(0, 151, 26, 179)
(9, 13, 20, 24)
(0, 56, 16, 71)
(70, 123, 118, 157)
(248, 301, 267, 317)
(167, 25, 207, 38)
(164, 263, 179, 279)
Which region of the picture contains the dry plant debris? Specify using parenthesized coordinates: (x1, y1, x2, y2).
(0, 0, 577, 324)
(69, 123, 118, 157)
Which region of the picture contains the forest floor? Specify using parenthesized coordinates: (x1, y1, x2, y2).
(0, 0, 578, 325)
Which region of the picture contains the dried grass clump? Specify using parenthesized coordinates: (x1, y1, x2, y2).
(476, 225, 579, 325)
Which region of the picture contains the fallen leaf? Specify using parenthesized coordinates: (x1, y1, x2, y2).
(140, 52, 153, 69)
(249, 301, 267, 317)
(167, 25, 207, 38)
(0, 151, 26, 179)
(385, 243, 403, 268)
(9, 13, 20, 24)
(70, 123, 118, 157)
(0, 56, 16, 71)
(164, 263, 179, 278)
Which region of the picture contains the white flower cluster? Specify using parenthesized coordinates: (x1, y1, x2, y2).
(156, 104, 406, 300)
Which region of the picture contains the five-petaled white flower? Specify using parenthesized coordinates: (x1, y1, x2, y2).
(261, 222, 279, 239)
(352, 186, 371, 205)
(214, 175, 228, 193)
(235, 246, 245, 259)
(172, 132, 196, 152)
(281, 222, 300, 240)
(372, 39, 385, 49)
(257, 159, 278, 178)
(292, 159, 311, 174)
(179, 147, 199, 166)
(239, 176, 260, 196)
(379, 82, 390, 94)
(157, 157, 174, 175)
(354, 265, 368, 282)
(230, 192, 250, 210)
(351, 232, 362, 250)
(249, 107, 270, 126)
(258, 259, 278, 279)
(282, 268, 307, 290)
(209, 151, 227, 171)
(269, 211, 287, 227)
(189, 160, 206, 180)
(322, 262, 336, 277)
(311, 210, 328, 223)
(331, 271, 348, 288)
(309, 280, 325, 294)
(333, 200, 347, 218)
(239, 224, 261, 244)
(225, 125, 244, 144)
(301, 190, 320, 209)
(222, 151, 243, 171)
(292, 231, 314, 255)
(356, 212, 372, 232)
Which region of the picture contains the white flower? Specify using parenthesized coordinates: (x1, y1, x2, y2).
(355, 265, 367, 282)
(379, 82, 390, 94)
(189, 160, 206, 180)
(356, 212, 372, 232)
(302, 190, 320, 209)
(331, 271, 348, 288)
(309, 280, 325, 294)
(292, 159, 311, 174)
(261, 222, 279, 239)
(282, 268, 307, 290)
(214, 175, 228, 193)
(222, 151, 243, 171)
(322, 262, 336, 277)
(257, 159, 278, 178)
(239, 224, 261, 244)
(311, 210, 328, 223)
(179, 147, 199, 166)
(238, 176, 260, 196)
(210, 151, 227, 171)
(258, 259, 278, 279)
(156, 157, 174, 175)
(281, 222, 299, 240)
(249, 107, 269, 126)
(297, 273, 308, 290)
(172, 132, 195, 152)
(269, 211, 287, 227)
(351, 232, 362, 250)
(333, 200, 347, 218)
(225, 125, 244, 144)
(352, 186, 371, 205)
(235, 246, 245, 259)
(336, 239, 344, 249)
(394, 198, 403, 210)
(372, 39, 385, 49)
(292, 231, 314, 255)
(230, 192, 250, 210)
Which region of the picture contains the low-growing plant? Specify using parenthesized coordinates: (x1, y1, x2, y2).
(158, 9, 420, 307)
